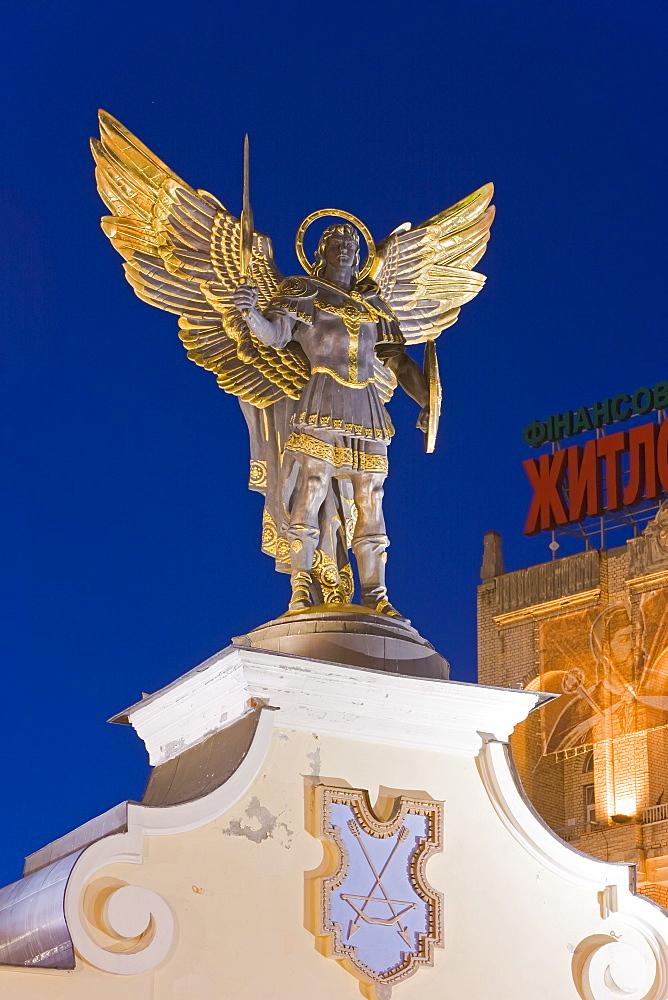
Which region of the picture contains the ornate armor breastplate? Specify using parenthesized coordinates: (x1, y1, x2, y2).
(308, 298, 382, 388)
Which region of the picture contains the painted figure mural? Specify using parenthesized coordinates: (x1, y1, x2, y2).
(531, 593, 668, 753)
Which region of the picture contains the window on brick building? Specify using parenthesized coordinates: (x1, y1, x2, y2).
(583, 751, 594, 773)
(584, 783, 596, 824)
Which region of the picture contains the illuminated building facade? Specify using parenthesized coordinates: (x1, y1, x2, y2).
(478, 511, 668, 908)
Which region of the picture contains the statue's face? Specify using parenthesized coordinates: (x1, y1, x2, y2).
(323, 231, 358, 269)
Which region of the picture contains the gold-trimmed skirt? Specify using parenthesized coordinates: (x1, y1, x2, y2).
(285, 429, 388, 474)
(290, 372, 394, 442)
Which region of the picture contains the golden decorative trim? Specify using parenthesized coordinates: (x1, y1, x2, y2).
(552, 722, 668, 763)
(248, 459, 267, 489)
(627, 569, 668, 591)
(339, 563, 354, 602)
(313, 297, 377, 383)
(493, 588, 601, 627)
(311, 550, 354, 603)
(314, 298, 367, 327)
(291, 412, 392, 440)
(295, 208, 376, 281)
(276, 276, 311, 297)
(272, 302, 314, 326)
(262, 510, 353, 602)
(345, 507, 358, 548)
(261, 509, 289, 564)
(285, 432, 388, 473)
(310, 366, 375, 389)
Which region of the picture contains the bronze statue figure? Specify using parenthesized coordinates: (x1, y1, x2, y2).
(92, 111, 494, 618)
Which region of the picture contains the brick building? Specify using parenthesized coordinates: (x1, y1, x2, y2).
(478, 506, 668, 908)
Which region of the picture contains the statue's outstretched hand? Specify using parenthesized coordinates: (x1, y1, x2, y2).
(233, 283, 259, 315)
(416, 406, 430, 433)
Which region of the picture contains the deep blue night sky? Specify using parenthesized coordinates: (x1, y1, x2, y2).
(1, 0, 666, 888)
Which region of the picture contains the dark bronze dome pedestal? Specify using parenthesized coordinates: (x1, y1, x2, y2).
(233, 604, 449, 680)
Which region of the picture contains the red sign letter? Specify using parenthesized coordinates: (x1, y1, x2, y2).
(624, 423, 659, 505)
(567, 440, 602, 522)
(523, 451, 568, 535)
(596, 432, 627, 511)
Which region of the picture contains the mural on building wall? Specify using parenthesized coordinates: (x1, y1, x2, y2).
(530, 591, 668, 753)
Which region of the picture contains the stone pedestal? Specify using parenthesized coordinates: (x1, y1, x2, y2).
(233, 604, 449, 679)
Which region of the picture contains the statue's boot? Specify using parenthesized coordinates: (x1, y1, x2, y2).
(352, 533, 408, 621)
(287, 522, 319, 612)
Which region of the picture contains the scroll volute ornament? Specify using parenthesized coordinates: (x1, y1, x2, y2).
(66, 868, 176, 975)
(573, 923, 668, 1000)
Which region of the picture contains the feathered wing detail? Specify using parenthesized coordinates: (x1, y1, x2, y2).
(92, 110, 309, 406)
(371, 183, 495, 345)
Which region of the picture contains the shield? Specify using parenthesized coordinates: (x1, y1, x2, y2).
(424, 338, 442, 454)
(313, 786, 443, 991)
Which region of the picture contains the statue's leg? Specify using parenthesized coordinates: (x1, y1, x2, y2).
(350, 472, 406, 620)
(287, 456, 332, 612)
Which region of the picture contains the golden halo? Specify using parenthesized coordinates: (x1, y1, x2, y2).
(295, 209, 376, 281)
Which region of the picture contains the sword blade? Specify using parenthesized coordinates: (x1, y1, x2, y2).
(240, 133, 254, 280)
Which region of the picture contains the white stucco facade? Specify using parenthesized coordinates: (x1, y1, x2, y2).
(1, 645, 668, 999)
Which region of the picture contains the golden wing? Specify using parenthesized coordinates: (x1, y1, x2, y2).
(92, 110, 309, 407)
(371, 183, 495, 345)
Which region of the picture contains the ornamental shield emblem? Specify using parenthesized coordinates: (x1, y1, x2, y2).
(310, 785, 443, 996)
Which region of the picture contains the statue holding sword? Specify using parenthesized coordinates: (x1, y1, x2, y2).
(93, 111, 494, 617)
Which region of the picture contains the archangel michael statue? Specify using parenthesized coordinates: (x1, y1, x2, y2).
(93, 112, 494, 619)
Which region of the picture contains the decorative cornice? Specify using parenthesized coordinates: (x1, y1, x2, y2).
(115, 645, 553, 762)
(110, 647, 253, 765)
(494, 550, 600, 617)
(626, 569, 668, 592)
(493, 588, 601, 627)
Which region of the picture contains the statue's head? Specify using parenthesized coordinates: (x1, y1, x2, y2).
(313, 223, 360, 278)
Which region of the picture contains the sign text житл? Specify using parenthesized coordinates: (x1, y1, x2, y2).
(523, 382, 668, 536)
